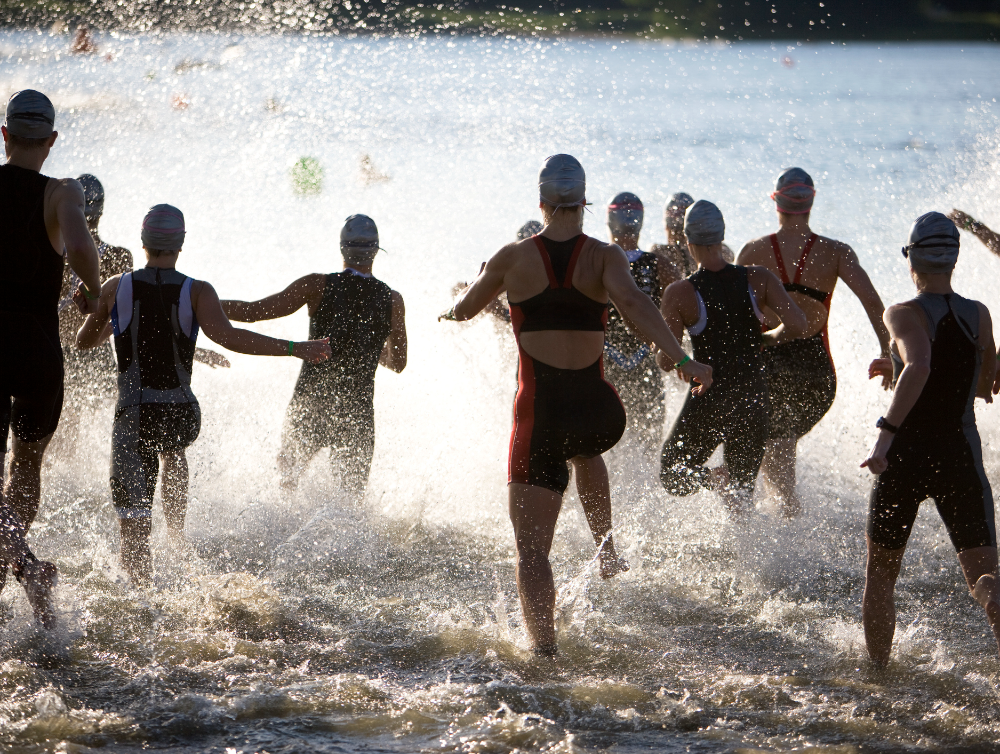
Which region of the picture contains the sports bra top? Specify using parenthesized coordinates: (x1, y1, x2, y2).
(769, 234, 831, 305)
(509, 234, 608, 334)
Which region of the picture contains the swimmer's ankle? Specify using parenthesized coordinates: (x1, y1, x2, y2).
(532, 644, 558, 658)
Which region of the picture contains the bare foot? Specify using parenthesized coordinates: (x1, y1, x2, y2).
(599, 551, 630, 580)
(20, 560, 58, 630)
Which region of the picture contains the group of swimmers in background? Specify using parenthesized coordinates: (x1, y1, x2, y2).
(3, 88, 1000, 669)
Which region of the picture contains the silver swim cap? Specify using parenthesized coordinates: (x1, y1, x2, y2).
(341, 214, 379, 258)
(903, 211, 960, 274)
(684, 200, 725, 246)
(78, 174, 104, 221)
(664, 192, 694, 231)
(516, 220, 543, 241)
(771, 167, 815, 215)
(141, 204, 185, 251)
(4, 89, 55, 139)
(538, 154, 587, 209)
(607, 192, 644, 236)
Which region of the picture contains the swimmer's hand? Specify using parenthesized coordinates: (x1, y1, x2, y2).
(993, 365, 1000, 398)
(294, 337, 331, 363)
(438, 307, 458, 322)
(860, 431, 893, 475)
(680, 359, 713, 395)
(947, 209, 977, 232)
(868, 358, 893, 389)
(72, 282, 101, 315)
(194, 347, 231, 369)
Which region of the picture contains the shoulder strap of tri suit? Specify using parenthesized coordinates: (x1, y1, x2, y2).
(768, 234, 790, 284)
(562, 234, 589, 289)
(792, 234, 819, 284)
(532, 236, 559, 290)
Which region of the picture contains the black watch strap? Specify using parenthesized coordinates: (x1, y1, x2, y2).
(876, 416, 899, 434)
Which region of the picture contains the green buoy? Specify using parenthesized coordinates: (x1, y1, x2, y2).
(290, 157, 323, 196)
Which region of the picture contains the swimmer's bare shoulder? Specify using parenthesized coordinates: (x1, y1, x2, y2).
(735, 234, 775, 266)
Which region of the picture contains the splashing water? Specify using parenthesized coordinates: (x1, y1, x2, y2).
(4, 31, 1000, 753)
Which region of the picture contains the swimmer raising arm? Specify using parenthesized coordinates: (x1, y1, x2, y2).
(455, 243, 713, 393)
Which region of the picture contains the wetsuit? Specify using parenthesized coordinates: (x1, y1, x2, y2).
(660, 264, 768, 501)
(110, 268, 201, 520)
(283, 269, 393, 493)
(604, 250, 665, 444)
(868, 293, 994, 552)
(763, 234, 837, 440)
(508, 235, 626, 494)
(0, 164, 64, 447)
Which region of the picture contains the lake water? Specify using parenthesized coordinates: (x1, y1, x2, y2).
(3, 30, 1000, 754)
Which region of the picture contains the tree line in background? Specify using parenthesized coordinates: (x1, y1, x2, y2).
(2, 0, 999, 38)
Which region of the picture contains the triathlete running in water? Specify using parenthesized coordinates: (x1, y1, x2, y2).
(223, 214, 407, 497)
(948, 209, 1000, 257)
(448, 154, 713, 655)
(737, 168, 890, 517)
(602, 192, 676, 447)
(862, 212, 1000, 667)
(650, 192, 734, 284)
(659, 201, 806, 517)
(77, 205, 332, 584)
(0, 90, 102, 627)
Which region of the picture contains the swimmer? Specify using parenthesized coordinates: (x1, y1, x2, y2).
(602, 192, 675, 447)
(447, 155, 712, 655)
(0, 90, 102, 627)
(55, 175, 229, 454)
(222, 214, 406, 497)
(650, 192, 734, 284)
(659, 200, 807, 518)
(77, 205, 332, 584)
(862, 212, 1000, 667)
(737, 168, 890, 517)
(948, 209, 1000, 256)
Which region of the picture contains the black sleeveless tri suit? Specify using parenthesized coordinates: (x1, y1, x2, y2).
(868, 293, 995, 551)
(283, 269, 393, 493)
(660, 264, 768, 502)
(0, 164, 65, 445)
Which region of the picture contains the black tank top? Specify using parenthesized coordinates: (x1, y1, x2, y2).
(510, 235, 607, 334)
(0, 164, 62, 330)
(688, 264, 764, 388)
(606, 251, 661, 369)
(294, 270, 393, 405)
(891, 292, 980, 437)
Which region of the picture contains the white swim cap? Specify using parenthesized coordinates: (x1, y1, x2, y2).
(771, 167, 815, 215)
(607, 192, 644, 236)
(4, 89, 55, 139)
(341, 214, 380, 259)
(538, 154, 587, 209)
(684, 200, 725, 246)
(141, 204, 185, 251)
(903, 212, 960, 274)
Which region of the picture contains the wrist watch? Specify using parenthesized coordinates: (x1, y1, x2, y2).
(876, 416, 899, 434)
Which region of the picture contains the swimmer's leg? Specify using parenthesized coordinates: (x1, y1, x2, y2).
(863, 536, 906, 668)
(571, 455, 627, 579)
(508, 483, 562, 654)
(110, 408, 157, 585)
(278, 404, 320, 493)
(958, 546, 1000, 657)
(160, 450, 188, 535)
(761, 436, 801, 518)
(4, 433, 53, 532)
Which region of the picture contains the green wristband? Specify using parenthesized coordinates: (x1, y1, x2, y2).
(82, 284, 99, 300)
(674, 354, 692, 370)
(288, 340, 295, 357)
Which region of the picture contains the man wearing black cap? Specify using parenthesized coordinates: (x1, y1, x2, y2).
(0, 89, 102, 626)
(738, 167, 889, 517)
(223, 214, 407, 496)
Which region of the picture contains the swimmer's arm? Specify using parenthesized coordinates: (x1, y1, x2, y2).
(452, 248, 509, 321)
(862, 305, 931, 472)
(949, 210, 1000, 256)
(56, 179, 101, 305)
(753, 267, 807, 347)
(220, 274, 325, 322)
(654, 281, 695, 371)
(974, 302, 996, 401)
(379, 291, 407, 373)
(193, 281, 331, 363)
(652, 248, 683, 289)
(838, 245, 891, 359)
(76, 274, 121, 349)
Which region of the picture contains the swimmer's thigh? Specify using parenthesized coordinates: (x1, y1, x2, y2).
(144, 403, 201, 454)
(110, 406, 158, 519)
(3, 318, 64, 444)
(933, 438, 996, 552)
(867, 440, 928, 550)
(280, 394, 325, 465)
(660, 391, 724, 495)
(722, 394, 769, 492)
(329, 406, 375, 493)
